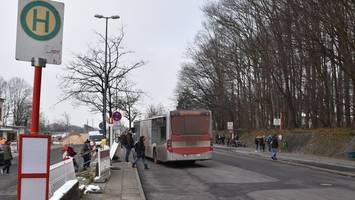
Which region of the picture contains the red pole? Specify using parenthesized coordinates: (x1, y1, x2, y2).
(31, 66, 42, 135)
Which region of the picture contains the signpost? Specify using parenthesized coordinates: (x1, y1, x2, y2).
(16, 0, 64, 199)
(273, 118, 281, 126)
(227, 122, 234, 150)
(227, 122, 233, 131)
(111, 111, 122, 146)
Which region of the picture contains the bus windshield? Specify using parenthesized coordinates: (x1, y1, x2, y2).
(171, 115, 210, 135)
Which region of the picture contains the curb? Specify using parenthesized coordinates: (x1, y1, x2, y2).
(215, 146, 355, 178)
(134, 168, 146, 200)
(277, 159, 355, 178)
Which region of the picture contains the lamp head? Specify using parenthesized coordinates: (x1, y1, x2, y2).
(111, 15, 120, 19)
(94, 14, 104, 19)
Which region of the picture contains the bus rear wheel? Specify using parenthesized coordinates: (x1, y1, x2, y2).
(153, 149, 159, 164)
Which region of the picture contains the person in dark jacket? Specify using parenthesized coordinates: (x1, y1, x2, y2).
(255, 136, 260, 152)
(124, 132, 135, 162)
(260, 136, 266, 152)
(271, 134, 279, 160)
(1, 140, 12, 175)
(132, 136, 148, 169)
(81, 140, 92, 169)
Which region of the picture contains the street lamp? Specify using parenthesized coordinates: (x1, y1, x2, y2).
(94, 14, 120, 142)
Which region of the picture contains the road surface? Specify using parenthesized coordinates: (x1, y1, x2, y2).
(138, 148, 355, 200)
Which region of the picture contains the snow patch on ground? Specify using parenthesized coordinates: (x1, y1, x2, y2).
(84, 184, 102, 194)
(50, 179, 78, 200)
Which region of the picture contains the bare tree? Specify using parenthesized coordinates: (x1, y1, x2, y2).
(0, 76, 10, 125)
(6, 78, 32, 126)
(176, 0, 355, 130)
(60, 31, 144, 128)
(146, 104, 166, 118)
(114, 86, 142, 129)
(62, 112, 71, 132)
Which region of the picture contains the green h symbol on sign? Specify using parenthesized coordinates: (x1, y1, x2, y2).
(32, 9, 50, 33)
(20, 1, 61, 41)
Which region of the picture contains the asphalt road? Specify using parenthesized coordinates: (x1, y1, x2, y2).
(138, 149, 355, 200)
(0, 144, 83, 200)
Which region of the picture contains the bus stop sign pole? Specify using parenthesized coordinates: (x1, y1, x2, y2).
(16, 0, 64, 199)
(31, 62, 44, 135)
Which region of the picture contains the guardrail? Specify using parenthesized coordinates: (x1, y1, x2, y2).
(49, 158, 76, 198)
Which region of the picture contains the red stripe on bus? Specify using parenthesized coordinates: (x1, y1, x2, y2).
(171, 134, 211, 141)
(169, 146, 212, 154)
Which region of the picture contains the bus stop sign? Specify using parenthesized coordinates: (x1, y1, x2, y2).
(16, 0, 64, 65)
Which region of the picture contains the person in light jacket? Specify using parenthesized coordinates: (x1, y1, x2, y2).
(1, 140, 12, 175)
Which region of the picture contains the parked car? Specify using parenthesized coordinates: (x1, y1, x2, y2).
(88, 131, 105, 147)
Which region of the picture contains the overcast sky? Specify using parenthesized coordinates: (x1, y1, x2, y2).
(0, 0, 206, 127)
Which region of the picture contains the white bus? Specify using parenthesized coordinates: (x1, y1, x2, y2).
(133, 110, 213, 163)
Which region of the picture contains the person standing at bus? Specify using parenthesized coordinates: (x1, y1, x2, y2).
(125, 131, 134, 162)
(132, 136, 149, 169)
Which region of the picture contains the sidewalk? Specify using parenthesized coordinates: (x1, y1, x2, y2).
(214, 144, 355, 177)
(83, 161, 146, 200)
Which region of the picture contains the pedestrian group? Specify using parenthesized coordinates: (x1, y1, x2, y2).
(120, 130, 149, 169)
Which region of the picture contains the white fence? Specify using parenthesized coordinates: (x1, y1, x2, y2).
(49, 158, 76, 198)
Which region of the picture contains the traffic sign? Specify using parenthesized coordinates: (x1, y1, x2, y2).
(99, 122, 104, 130)
(227, 122, 233, 130)
(16, 0, 64, 65)
(112, 111, 122, 121)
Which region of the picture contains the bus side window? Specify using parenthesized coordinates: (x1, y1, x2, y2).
(160, 126, 166, 142)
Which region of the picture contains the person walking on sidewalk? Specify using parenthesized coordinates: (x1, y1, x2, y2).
(124, 131, 134, 162)
(260, 136, 266, 152)
(266, 135, 272, 152)
(254, 136, 260, 152)
(271, 134, 279, 160)
(132, 136, 149, 169)
(1, 140, 12, 175)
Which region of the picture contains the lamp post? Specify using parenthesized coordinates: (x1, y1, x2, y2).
(94, 14, 120, 142)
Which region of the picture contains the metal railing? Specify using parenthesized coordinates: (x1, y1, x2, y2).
(49, 158, 76, 198)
